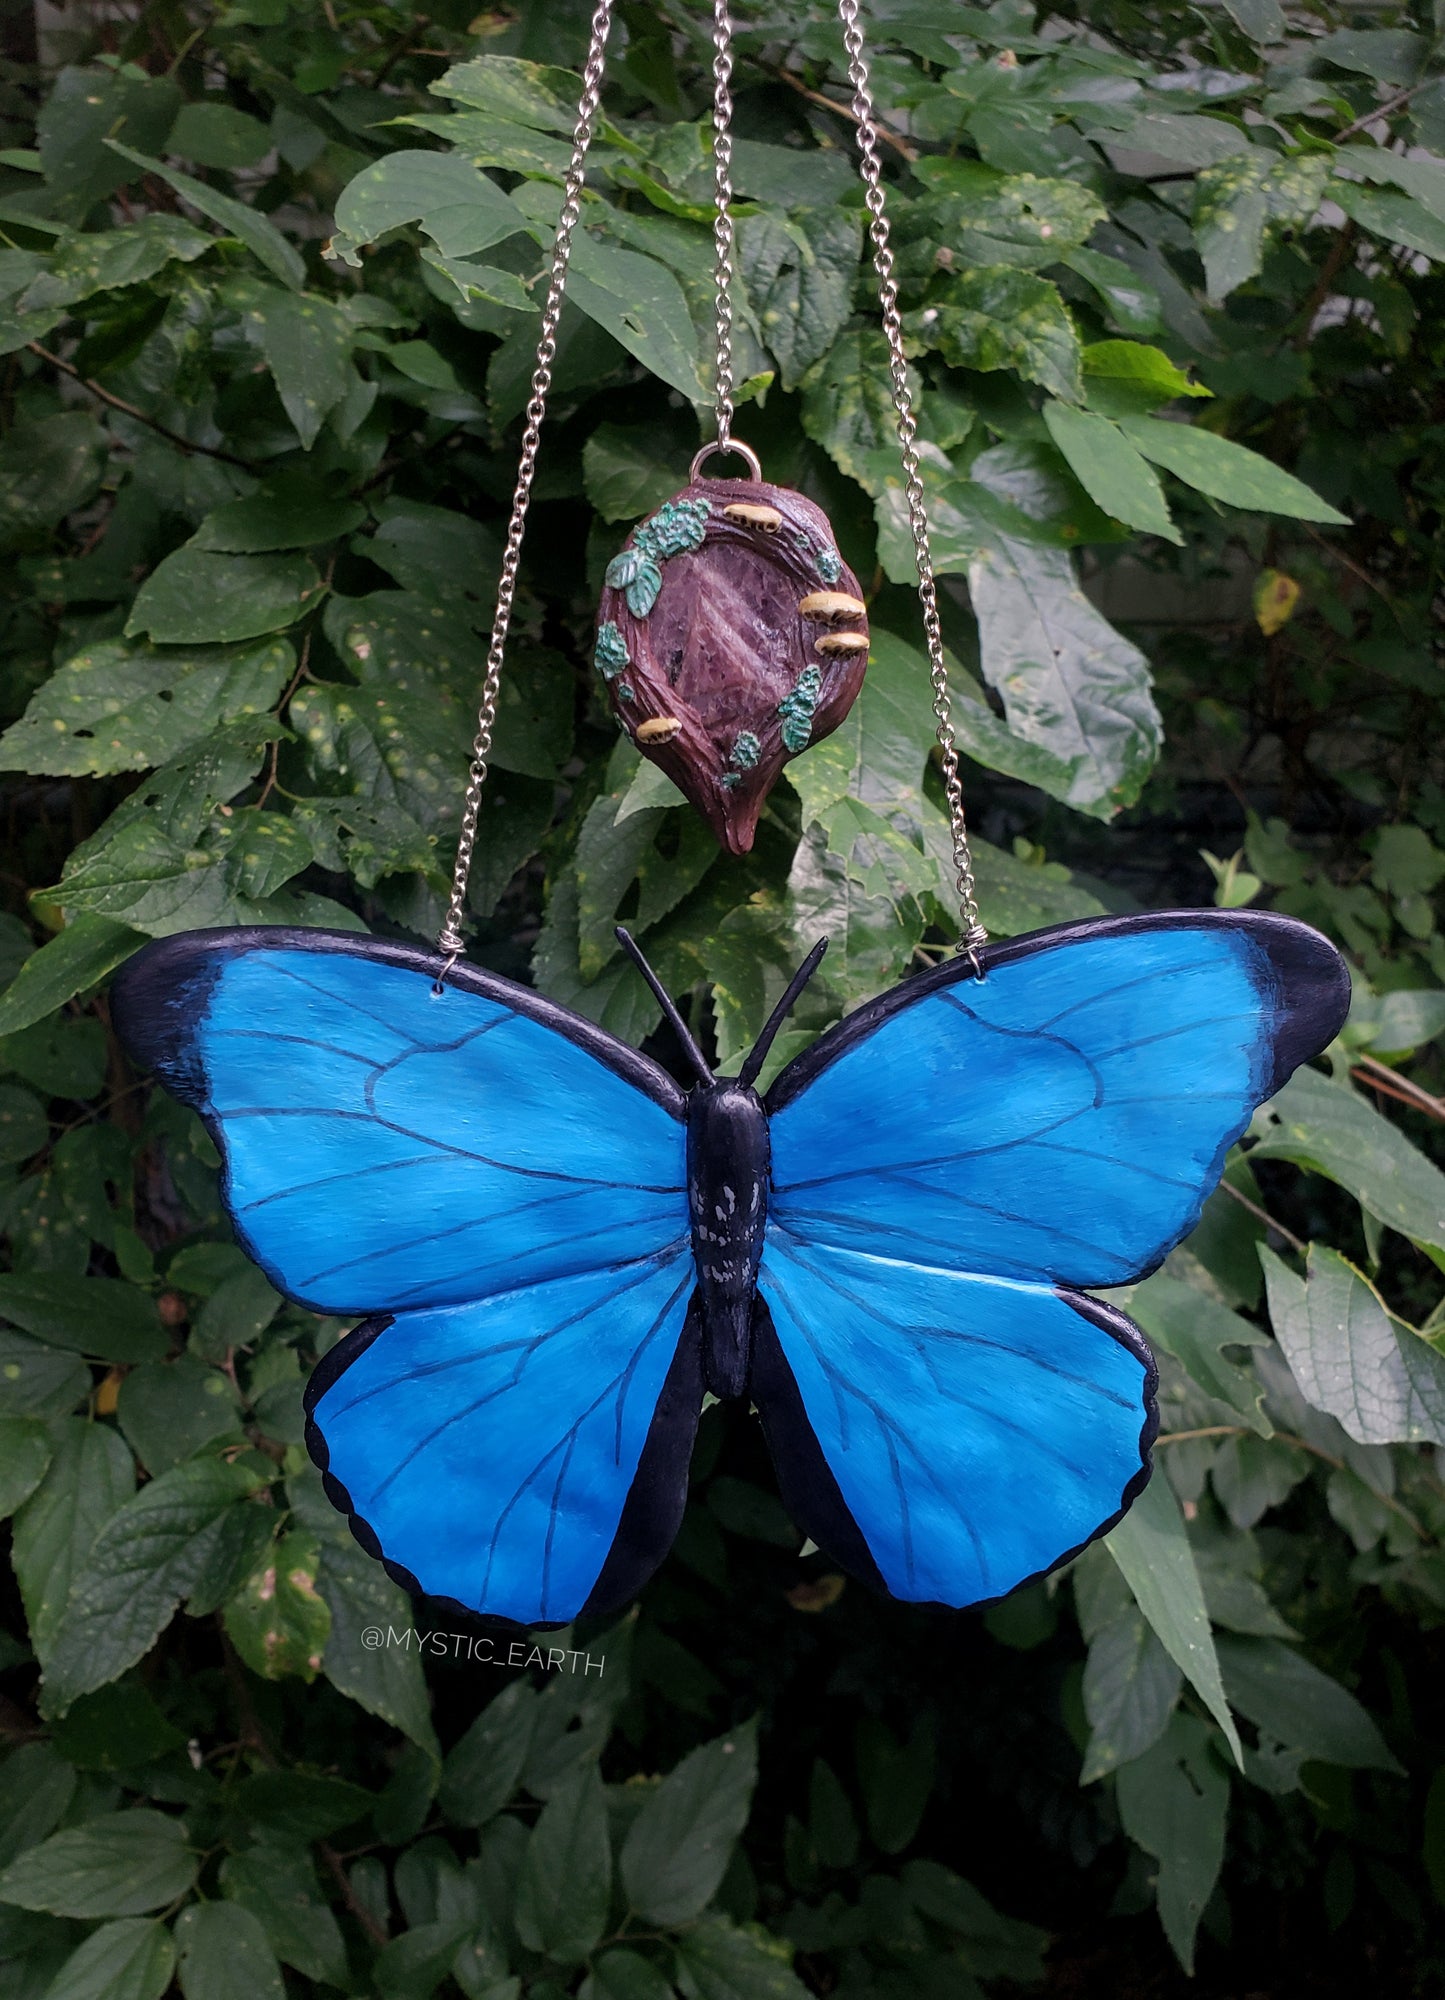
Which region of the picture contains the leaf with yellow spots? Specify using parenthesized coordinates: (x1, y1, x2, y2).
(1254, 568, 1301, 636)
(224, 1529, 331, 1682)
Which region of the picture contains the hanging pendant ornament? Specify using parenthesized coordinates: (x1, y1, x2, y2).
(595, 1, 871, 855)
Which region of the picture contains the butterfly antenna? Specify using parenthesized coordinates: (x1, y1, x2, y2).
(614, 927, 715, 1086)
(738, 939, 828, 1089)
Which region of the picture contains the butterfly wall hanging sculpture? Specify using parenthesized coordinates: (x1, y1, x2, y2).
(111, 910, 1348, 1628)
(107, 0, 1352, 1634)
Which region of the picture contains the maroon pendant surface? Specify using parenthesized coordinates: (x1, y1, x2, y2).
(594, 474, 869, 854)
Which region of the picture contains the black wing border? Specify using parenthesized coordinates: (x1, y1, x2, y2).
(303, 1296, 706, 1635)
(112, 924, 689, 1121)
(765, 908, 1350, 1114)
(751, 1287, 1160, 1613)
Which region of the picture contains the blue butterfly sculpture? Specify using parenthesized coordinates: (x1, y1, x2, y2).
(112, 911, 1348, 1628)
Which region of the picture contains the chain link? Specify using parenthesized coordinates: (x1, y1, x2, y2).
(436, 0, 616, 963)
(710, 0, 737, 450)
(835, 0, 987, 956)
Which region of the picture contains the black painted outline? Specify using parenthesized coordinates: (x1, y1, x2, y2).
(766, 908, 1350, 1112)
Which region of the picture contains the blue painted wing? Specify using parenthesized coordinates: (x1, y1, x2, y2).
(112, 927, 697, 1622)
(755, 912, 1347, 1605)
(309, 1249, 701, 1626)
(756, 1228, 1155, 1606)
(767, 912, 1349, 1290)
(114, 929, 690, 1314)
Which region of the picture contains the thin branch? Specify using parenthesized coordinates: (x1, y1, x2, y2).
(1336, 80, 1429, 144)
(1159, 1425, 1428, 1537)
(1219, 1176, 1308, 1254)
(1353, 1054, 1445, 1124)
(27, 344, 257, 471)
(319, 1840, 390, 1949)
(767, 64, 918, 162)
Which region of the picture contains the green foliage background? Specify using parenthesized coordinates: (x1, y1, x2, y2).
(2, 0, 1445, 1992)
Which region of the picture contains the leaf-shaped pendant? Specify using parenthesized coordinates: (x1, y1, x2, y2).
(595, 472, 869, 854)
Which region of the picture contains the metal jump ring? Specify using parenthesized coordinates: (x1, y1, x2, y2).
(689, 438, 762, 482)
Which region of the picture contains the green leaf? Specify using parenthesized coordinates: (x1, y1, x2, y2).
(194, 493, 366, 553)
(621, 1717, 757, 1925)
(223, 1528, 330, 1682)
(1119, 416, 1347, 524)
(331, 149, 529, 267)
(0, 412, 107, 551)
(1253, 1066, 1445, 1257)
(439, 1679, 537, 1827)
(900, 1861, 1048, 1984)
(364, 500, 501, 600)
(674, 1916, 809, 2000)
(1075, 1549, 1182, 1782)
(226, 1771, 374, 1843)
(968, 834, 1106, 935)
(738, 207, 862, 390)
(27, 1916, 173, 2000)
(16, 215, 212, 314)
(1215, 1635, 1401, 1771)
(1128, 1271, 1272, 1436)
(567, 231, 704, 401)
(966, 531, 1162, 814)
(0, 1330, 90, 1420)
(1221, 0, 1285, 43)
(169, 102, 272, 170)
(220, 1839, 348, 1989)
(912, 160, 1106, 269)
(1262, 1244, 1445, 1446)
(1115, 1716, 1229, 1974)
(514, 1766, 611, 1964)
(307, 1489, 440, 1760)
(0, 1085, 46, 1168)
(116, 1353, 244, 1472)
(49, 1680, 184, 1773)
(175, 1901, 285, 2000)
(37, 65, 181, 214)
(0, 1416, 52, 1519)
(583, 1949, 675, 2000)
(1043, 403, 1179, 540)
(1062, 248, 1162, 335)
(1192, 152, 1329, 302)
(126, 549, 320, 645)
(224, 278, 355, 449)
(0, 1013, 105, 1096)
(800, 329, 912, 488)
(0, 1275, 165, 1363)
(0, 918, 139, 1036)
(0, 1810, 195, 1918)
(105, 141, 303, 289)
(0, 1742, 76, 1869)
(12, 1418, 135, 1660)
(1105, 1474, 1242, 1767)
(583, 422, 690, 524)
(855, 1713, 934, 1855)
(913, 268, 1082, 403)
(430, 54, 585, 132)
(1082, 339, 1211, 419)
(0, 636, 293, 780)
(1332, 181, 1445, 264)
(41, 1457, 269, 1715)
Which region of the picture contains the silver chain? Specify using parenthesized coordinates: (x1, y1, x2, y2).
(436, 0, 616, 962)
(437, 0, 985, 962)
(836, 0, 986, 955)
(710, 0, 737, 450)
